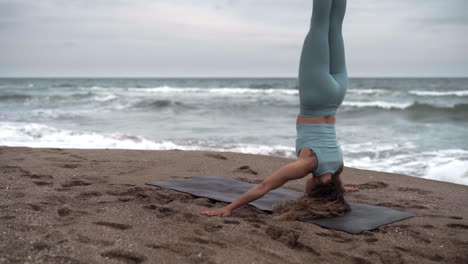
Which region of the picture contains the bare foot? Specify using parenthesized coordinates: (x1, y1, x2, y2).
(201, 207, 232, 217)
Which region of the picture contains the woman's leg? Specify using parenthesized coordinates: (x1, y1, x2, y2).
(329, 0, 347, 75)
(298, 0, 333, 79)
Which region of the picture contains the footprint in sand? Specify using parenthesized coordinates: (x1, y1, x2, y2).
(76, 234, 114, 247)
(31, 241, 51, 252)
(446, 223, 468, 229)
(68, 153, 88, 161)
(0, 165, 30, 175)
(42, 195, 69, 206)
(351, 181, 388, 190)
(33, 181, 53, 186)
(193, 198, 215, 208)
(368, 250, 404, 264)
(145, 242, 216, 263)
(61, 180, 91, 188)
(59, 164, 80, 169)
(44, 157, 68, 162)
(57, 207, 72, 217)
(265, 225, 320, 256)
(394, 246, 445, 262)
(11, 192, 25, 198)
(75, 191, 102, 199)
(234, 165, 258, 175)
(382, 225, 431, 244)
(331, 252, 372, 264)
(315, 231, 353, 243)
(422, 224, 435, 229)
(182, 236, 228, 248)
(203, 223, 223, 233)
(28, 203, 43, 212)
(0, 215, 16, 220)
(106, 187, 149, 199)
(397, 187, 432, 195)
(57, 207, 89, 218)
(168, 191, 195, 203)
(244, 217, 266, 226)
(101, 250, 146, 264)
(205, 153, 228, 160)
(28, 173, 53, 180)
(142, 204, 177, 218)
(179, 213, 201, 223)
(43, 230, 68, 244)
(41, 255, 82, 264)
(50, 148, 64, 151)
(223, 220, 240, 224)
(117, 197, 135, 202)
(93, 221, 132, 230)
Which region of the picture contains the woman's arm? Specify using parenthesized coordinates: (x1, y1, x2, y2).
(305, 176, 318, 194)
(332, 164, 359, 192)
(201, 158, 314, 217)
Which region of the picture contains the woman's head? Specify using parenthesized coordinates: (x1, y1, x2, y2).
(273, 180, 350, 221)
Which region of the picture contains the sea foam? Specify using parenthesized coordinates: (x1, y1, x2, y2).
(409, 90, 468, 97)
(0, 122, 295, 157)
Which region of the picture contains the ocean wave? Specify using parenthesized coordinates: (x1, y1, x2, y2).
(53, 83, 77, 88)
(347, 88, 387, 95)
(409, 90, 468, 97)
(342, 101, 412, 109)
(407, 102, 468, 114)
(66, 92, 98, 99)
(342, 101, 468, 113)
(343, 143, 468, 185)
(1, 121, 467, 185)
(248, 83, 276, 89)
(423, 159, 468, 186)
(0, 122, 296, 157)
(132, 99, 181, 109)
(92, 94, 118, 102)
(30, 109, 87, 119)
(0, 93, 33, 101)
(1, 92, 113, 106)
(86, 86, 299, 96)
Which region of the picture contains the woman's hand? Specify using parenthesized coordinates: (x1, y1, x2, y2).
(201, 207, 232, 217)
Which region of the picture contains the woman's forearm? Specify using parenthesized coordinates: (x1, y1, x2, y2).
(332, 173, 346, 192)
(225, 184, 270, 212)
(305, 176, 316, 194)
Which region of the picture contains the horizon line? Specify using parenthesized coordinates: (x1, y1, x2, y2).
(1, 75, 467, 79)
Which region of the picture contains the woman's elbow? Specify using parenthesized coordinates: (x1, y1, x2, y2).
(258, 181, 274, 194)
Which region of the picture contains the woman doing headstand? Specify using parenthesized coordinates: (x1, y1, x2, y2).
(202, 0, 357, 218)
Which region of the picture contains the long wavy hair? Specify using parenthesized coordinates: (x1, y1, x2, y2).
(273, 180, 351, 220)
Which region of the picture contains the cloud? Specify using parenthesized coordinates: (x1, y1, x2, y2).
(0, 0, 466, 77)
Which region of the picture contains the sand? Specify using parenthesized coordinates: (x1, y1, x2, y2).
(0, 146, 467, 264)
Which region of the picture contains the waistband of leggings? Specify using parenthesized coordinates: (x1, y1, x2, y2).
(296, 123, 336, 132)
(296, 123, 336, 127)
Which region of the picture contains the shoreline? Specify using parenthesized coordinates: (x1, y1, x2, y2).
(1, 146, 467, 263)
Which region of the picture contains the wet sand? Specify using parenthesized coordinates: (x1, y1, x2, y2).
(0, 146, 467, 264)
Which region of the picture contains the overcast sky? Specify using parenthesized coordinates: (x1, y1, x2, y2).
(0, 0, 467, 77)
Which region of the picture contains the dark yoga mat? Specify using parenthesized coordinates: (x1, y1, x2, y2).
(146, 176, 416, 234)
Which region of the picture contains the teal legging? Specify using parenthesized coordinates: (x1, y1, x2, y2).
(298, 0, 348, 118)
(296, 0, 348, 176)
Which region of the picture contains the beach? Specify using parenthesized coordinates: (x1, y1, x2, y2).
(1, 146, 467, 264)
